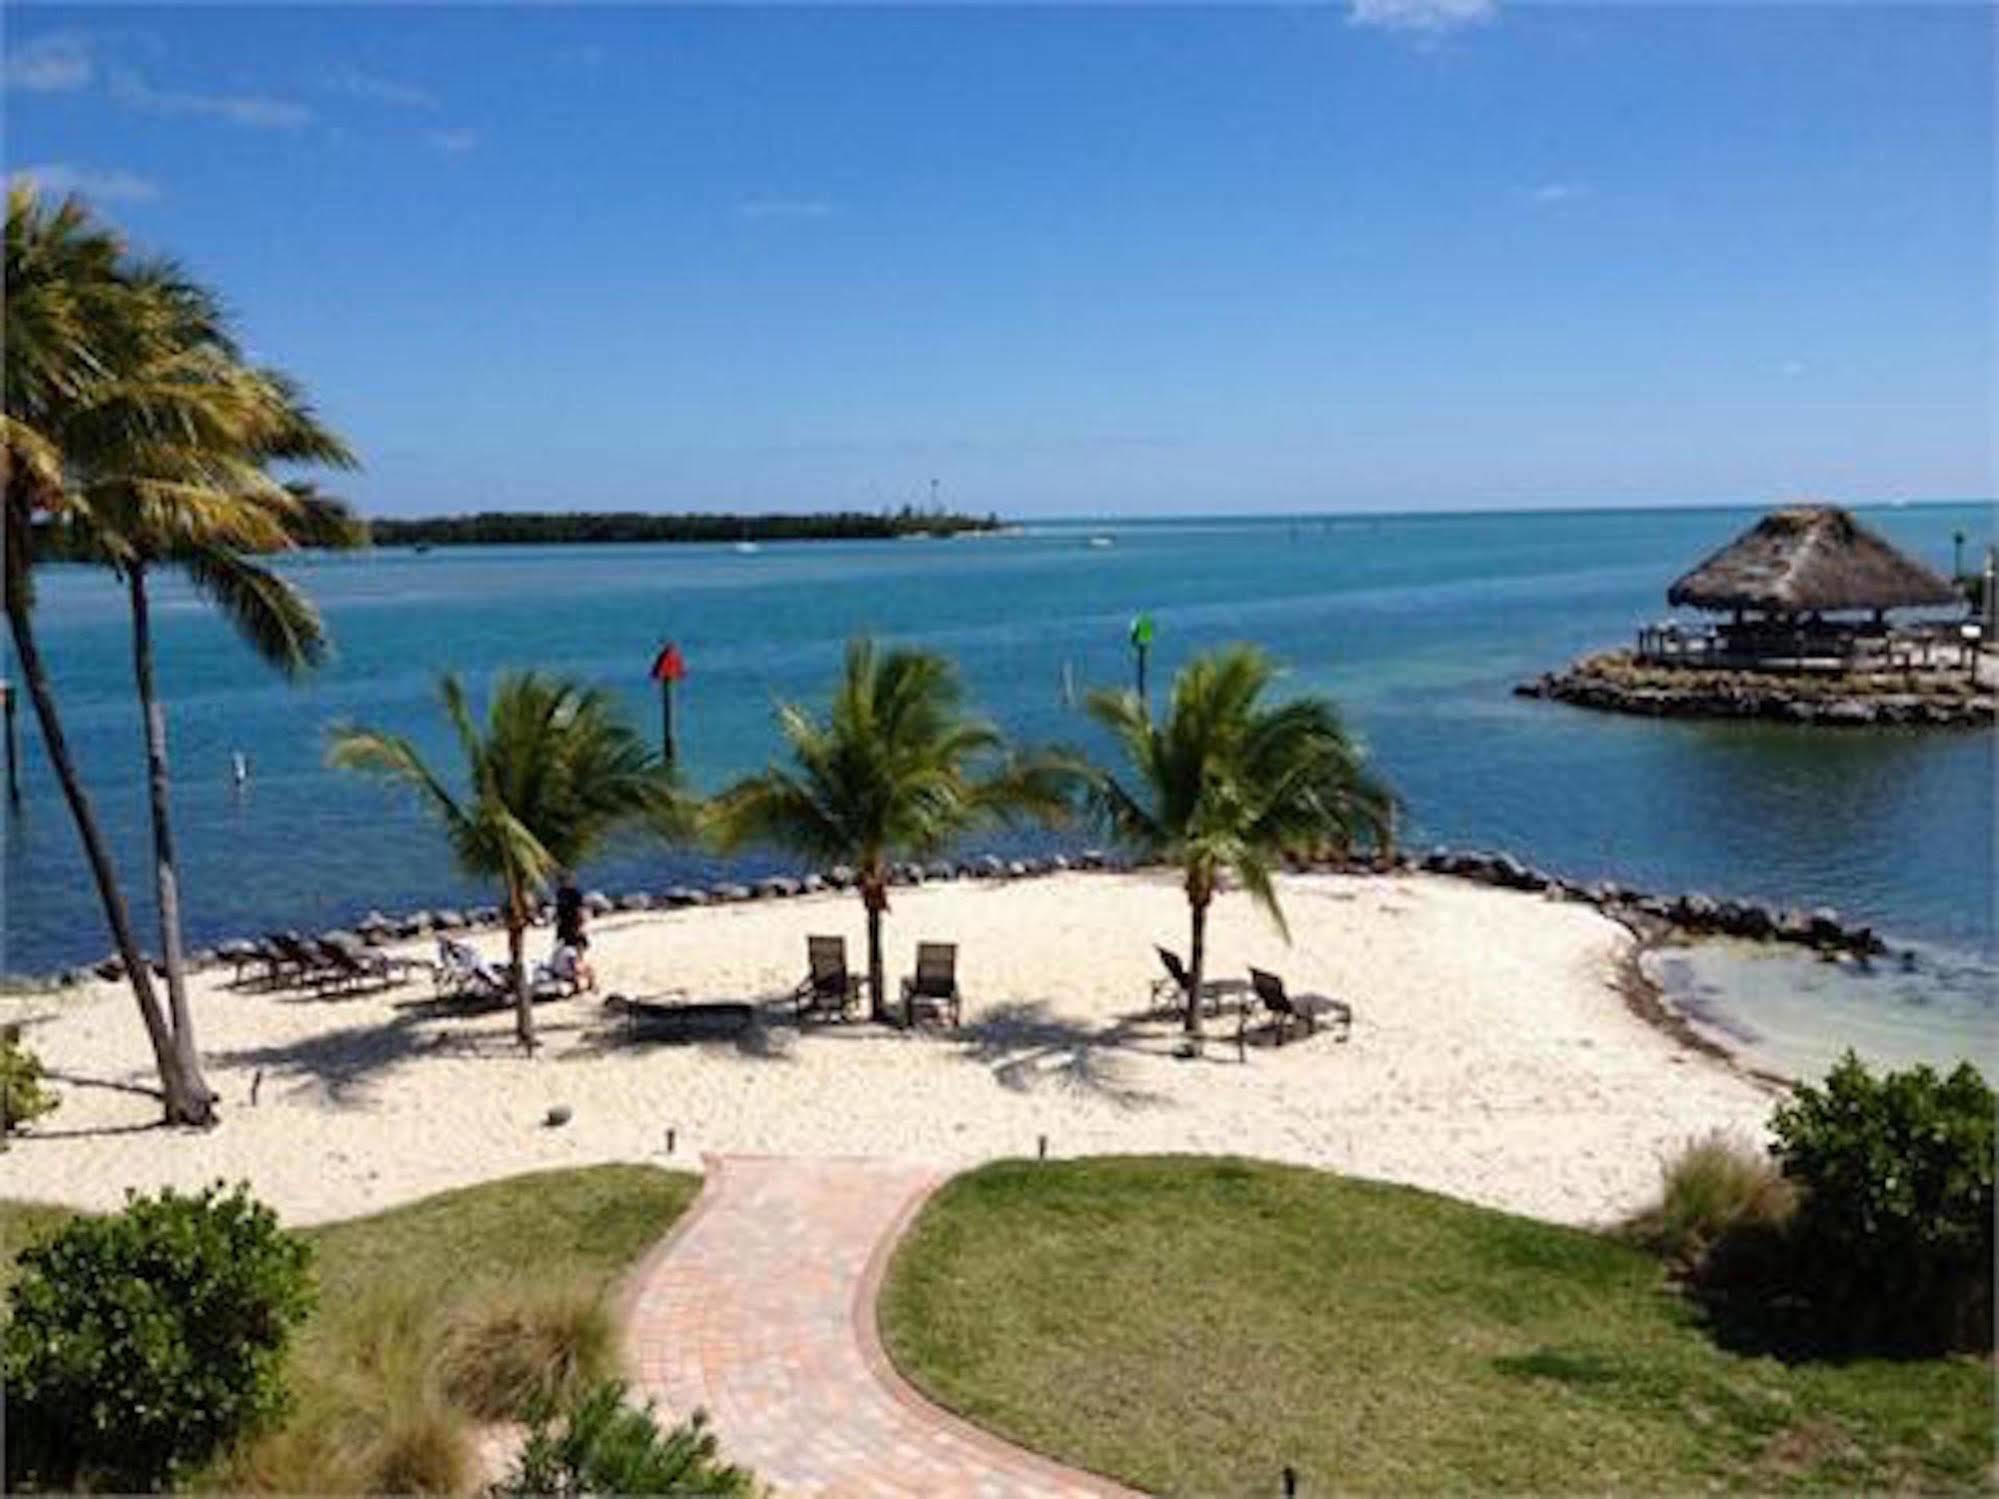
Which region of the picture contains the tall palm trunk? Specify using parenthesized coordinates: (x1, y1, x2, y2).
(126, 563, 213, 1112)
(860, 864, 889, 1024)
(1184, 870, 1211, 1041)
(3, 498, 211, 1124)
(507, 885, 535, 1052)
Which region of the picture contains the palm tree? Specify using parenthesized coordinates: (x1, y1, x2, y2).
(2, 182, 224, 1122)
(12, 179, 361, 1119)
(1083, 644, 1396, 1041)
(711, 637, 1074, 1021)
(66, 356, 358, 1115)
(329, 673, 687, 1051)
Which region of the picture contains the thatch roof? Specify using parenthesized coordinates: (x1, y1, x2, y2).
(1666, 505, 1957, 614)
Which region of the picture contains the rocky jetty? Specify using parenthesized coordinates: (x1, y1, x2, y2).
(1516, 648, 1994, 728)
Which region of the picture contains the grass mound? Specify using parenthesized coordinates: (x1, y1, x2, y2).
(880, 1157, 1994, 1496)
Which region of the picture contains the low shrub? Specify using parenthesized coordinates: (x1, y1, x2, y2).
(497, 1380, 757, 1497)
(0, 1023, 59, 1133)
(1770, 1052, 1994, 1353)
(438, 1277, 616, 1421)
(1625, 1131, 1795, 1268)
(3, 1182, 315, 1490)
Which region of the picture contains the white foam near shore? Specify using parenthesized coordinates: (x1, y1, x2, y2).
(0, 871, 1776, 1228)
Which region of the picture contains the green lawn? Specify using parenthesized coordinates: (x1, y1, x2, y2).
(879, 1157, 1995, 1496)
(2, 1165, 701, 1492)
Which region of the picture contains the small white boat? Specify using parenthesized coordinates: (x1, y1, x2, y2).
(1088, 534, 1114, 549)
(734, 540, 760, 555)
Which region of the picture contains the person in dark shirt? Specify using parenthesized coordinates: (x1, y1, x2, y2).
(552, 876, 596, 992)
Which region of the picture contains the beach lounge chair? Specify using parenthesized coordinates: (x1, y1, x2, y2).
(435, 937, 508, 1003)
(309, 939, 395, 997)
(269, 931, 336, 990)
(900, 942, 961, 1029)
(608, 994, 755, 1042)
(1247, 967, 1352, 1046)
(1151, 946, 1252, 1017)
(792, 935, 865, 1021)
(232, 936, 288, 988)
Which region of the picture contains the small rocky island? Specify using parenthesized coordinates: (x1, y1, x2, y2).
(1519, 506, 1995, 728)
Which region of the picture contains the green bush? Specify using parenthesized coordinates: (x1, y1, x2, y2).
(437, 1276, 616, 1421)
(0, 1023, 59, 1132)
(1625, 1131, 1795, 1268)
(3, 1182, 316, 1490)
(497, 1380, 757, 1497)
(1770, 1052, 1994, 1353)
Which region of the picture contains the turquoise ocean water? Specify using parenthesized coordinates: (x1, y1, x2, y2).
(3, 503, 1992, 1077)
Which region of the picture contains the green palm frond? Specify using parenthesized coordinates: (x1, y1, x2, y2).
(181, 548, 327, 677)
(1082, 643, 1398, 938)
(331, 672, 687, 902)
(713, 636, 1074, 871)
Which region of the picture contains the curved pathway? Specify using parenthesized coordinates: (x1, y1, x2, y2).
(623, 1155, 1141, 1498)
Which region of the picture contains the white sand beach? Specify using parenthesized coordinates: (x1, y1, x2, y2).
(0, 871, 1777, 1228)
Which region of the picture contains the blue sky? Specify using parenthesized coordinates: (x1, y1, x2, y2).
(4, 3, 1993, 518)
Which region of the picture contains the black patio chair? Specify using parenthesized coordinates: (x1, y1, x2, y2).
(1247, 967, 1352, 1047)
(792, 935, 865, 1021)
(900, 942, 961, 1029)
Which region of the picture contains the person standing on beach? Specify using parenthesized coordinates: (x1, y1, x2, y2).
(553, 876, 597, 993)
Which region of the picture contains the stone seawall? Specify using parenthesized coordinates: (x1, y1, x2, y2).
(1516, 648, 1995, 728)
(15, 843, 1897, 993)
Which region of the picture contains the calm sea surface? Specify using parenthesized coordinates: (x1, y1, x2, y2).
(4, 503, 1993, 1077)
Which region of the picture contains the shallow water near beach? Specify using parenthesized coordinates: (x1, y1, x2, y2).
(3, 501, 1992, 1073)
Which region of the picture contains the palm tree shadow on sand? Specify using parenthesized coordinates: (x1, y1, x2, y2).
(951, 999, 1180, 1110)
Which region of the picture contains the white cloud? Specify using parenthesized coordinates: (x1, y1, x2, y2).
(9, 164, 159, 204)
(109, 68, 310, 128)
(427, 127, 479, 155)
(1348, 0, 1496, 33)
(1531, 180, 1587, 205)
(330, 68, 438, 111)
(737, 198, 835, 220)
(2, 32, 94, 92)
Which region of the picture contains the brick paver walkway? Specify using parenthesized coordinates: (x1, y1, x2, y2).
(623, 1156, 1141, 1498)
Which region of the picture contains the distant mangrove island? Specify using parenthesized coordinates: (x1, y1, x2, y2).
(366, 507, 1005, 548)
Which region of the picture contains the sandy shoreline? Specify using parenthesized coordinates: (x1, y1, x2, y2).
(0, 871, 1777, 1229)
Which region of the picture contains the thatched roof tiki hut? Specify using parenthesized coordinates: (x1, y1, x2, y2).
(1641, 505, 1965, 670)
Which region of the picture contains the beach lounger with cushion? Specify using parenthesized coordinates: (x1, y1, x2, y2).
(1152, 945, 1253, 1017)
(900, 942, 961, 1029)
(793, 935, 865, 1021)
(434, 937, 508, 1003)
(1247, 967, 1352, 1046)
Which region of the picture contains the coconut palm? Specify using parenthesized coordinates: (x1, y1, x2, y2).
(1083, 644, 1396, 1040)
(711, 637, 1074, 1021)
(12, 178, 361, 1119)
(2, 182, 230, 1122)
(329, 673, 688, 1051)
(65, 353, 359, 1112)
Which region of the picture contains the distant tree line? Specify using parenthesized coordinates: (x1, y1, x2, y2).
(366, 506, 1004, 548)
